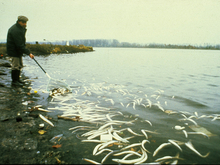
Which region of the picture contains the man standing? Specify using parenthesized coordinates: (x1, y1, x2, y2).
(7, 15, 34, 86)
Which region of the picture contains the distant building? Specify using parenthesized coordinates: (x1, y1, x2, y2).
(66, 41, 69, 46)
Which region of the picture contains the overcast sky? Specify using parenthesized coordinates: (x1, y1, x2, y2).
(1, 0, 220, 45)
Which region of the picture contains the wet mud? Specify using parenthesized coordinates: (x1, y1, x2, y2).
(0, 58, 84, 164)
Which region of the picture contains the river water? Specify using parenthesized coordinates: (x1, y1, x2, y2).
(23, 48, 220, 164)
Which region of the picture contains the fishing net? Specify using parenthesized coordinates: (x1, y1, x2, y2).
(33, 58, 71, 95)
(46, 77, 71, 92)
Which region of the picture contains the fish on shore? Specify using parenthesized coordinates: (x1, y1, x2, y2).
(39, 114, 54, 127)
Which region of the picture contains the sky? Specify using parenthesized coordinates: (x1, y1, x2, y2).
(1, 0, 220, 45)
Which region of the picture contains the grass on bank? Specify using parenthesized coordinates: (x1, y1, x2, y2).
(0, 43, 93, 56)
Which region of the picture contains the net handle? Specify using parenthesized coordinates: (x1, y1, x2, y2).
(33, 58, 51, 78)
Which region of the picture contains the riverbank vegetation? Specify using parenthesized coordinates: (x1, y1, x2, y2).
(0, 43, 93, 56)
(1, 39, 220, 56)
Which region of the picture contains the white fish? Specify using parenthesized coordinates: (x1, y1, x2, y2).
(141, 129, 148, 139)
(135, 150, 148, 164)
(81, 139, 102, 143)
(113, 149, 146, 164)
(95, 148, 113, 156)
(126, 103, 131, 108)
(174, 125, 185, 130)
(170, 159, 178, 165)
(114, 150, 142, 157)
(145, 120, 152, 126)
(37, 108, 52, 112)
(83, 158, 101, 164)
(155, 153, 182, 162)
(120, 143, 142, 151)
(98, 122, 120, 130)
(87, 130, 107, 140)
(168, 139, 182, 151)
(120, 102, 124, 107)
(35, 105, 43, 108)
(99, 140, 118, 150)
(101, 151, 114, 164)
(105, 99, 114, 105)
(142, 139, 151, 153)
(194, 112, 198, 117)
(133, 102, 136, 110)
(198, 115, 207, 119)
(185, 141, 210, 158)
(106, 114, 112, 121)
(112, 132, 129, 143)
(39, 114, 54, 127)
(93, 143, 102, 155)
(142, 129, 159, 134)
(146, 99, 152, 108)
(127, 128, 143, 136)
(165, 101, 168, 106)
(121, 153, 134, 160)
(153, 142, 171, 157)
(186, 118, 198, 125)
(182, 130, 188, 138)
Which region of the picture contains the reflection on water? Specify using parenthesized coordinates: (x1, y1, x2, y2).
(23, 48, 220, 164)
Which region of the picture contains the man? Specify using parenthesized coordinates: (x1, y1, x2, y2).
(7, 15, 34, 86)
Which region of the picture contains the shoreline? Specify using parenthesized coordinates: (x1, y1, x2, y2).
(0, 58, 68, 164)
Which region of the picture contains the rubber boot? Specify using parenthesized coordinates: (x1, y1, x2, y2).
(17, 70, 25, 84)
(11, 70, 23, 86)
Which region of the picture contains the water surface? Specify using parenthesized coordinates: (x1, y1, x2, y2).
(23, 48, 220, 164)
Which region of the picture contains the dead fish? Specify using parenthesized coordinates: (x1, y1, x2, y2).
(113, 132, 129, 143)
(141, 129, 148, 139)
(93, 143, 102, 155)
(168, 139, 182, 151)
(113, 150, 142, 157)
(174, 125, 185, 130)
(99, 140, 118, 150)
(83, 158, 101, 164)
(101, 151, 114, 164)
(39, 114, 54, 127)
(142, 139, 151, 153)
(155, 153, 183, 162)
(182, 130, 188, 138)
(185, 141, 210, 158)
(95, 148, 113, 156)
(127, 128, 143, 136)
(120, 142, 142, 151)
(113, 148, 147, 164)
(153, 142, 171, 157)
(145, 120, 152, 126)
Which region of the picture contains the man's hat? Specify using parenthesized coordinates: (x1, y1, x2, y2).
(18, 16, 28, 22)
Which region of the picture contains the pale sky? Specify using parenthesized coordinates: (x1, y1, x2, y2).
(1, 0, 220, 45)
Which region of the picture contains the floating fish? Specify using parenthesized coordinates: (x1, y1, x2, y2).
(153, 142, 171, 157)
(185, 141, 210, 158)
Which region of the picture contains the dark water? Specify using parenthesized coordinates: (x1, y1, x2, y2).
(23, 48, 220, 164)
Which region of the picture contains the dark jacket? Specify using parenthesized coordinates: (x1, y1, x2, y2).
(6, 21, 30, 57)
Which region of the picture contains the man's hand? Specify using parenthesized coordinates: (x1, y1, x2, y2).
(29, 53, 34, 59)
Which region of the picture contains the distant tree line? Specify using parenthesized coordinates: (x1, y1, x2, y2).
(28, 39, 220, 50)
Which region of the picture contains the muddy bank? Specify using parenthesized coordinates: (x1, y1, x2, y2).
(0, 58, 85, 164)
